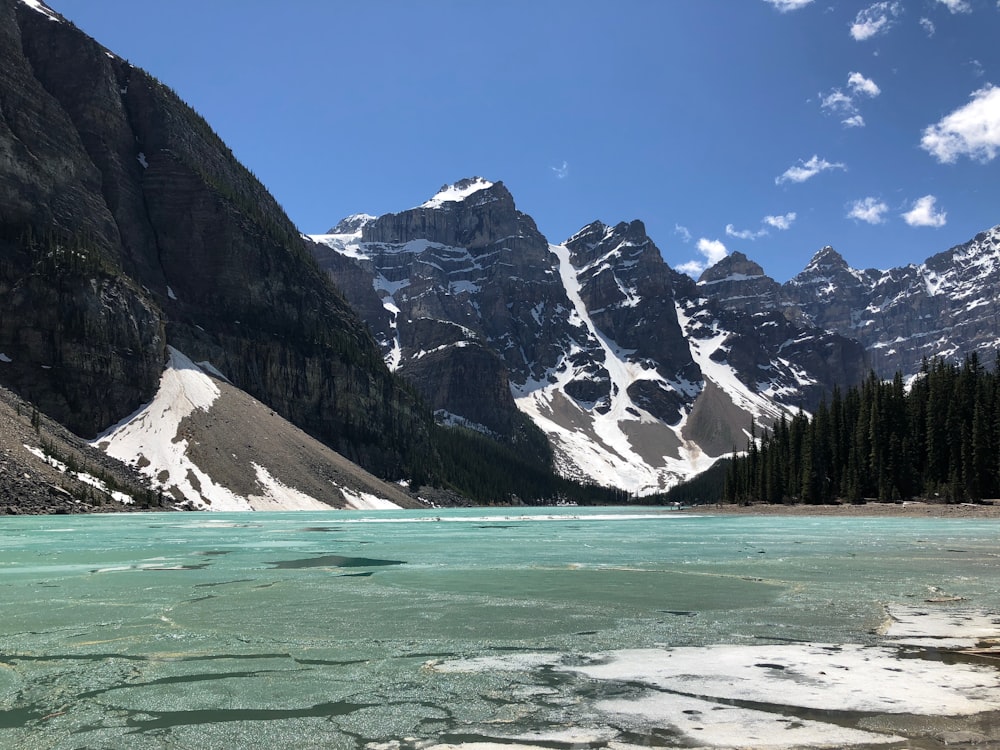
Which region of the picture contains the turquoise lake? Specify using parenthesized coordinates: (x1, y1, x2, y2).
(1, 507, 999, 749)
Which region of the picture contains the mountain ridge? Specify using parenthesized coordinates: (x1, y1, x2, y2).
(312, 179, 870, 494)
(3, 0, 998, 508)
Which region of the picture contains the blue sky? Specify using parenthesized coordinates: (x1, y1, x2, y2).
(43, 0, 1000, 281)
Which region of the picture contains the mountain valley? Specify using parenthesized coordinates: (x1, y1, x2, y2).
(1, 0, 999, 510)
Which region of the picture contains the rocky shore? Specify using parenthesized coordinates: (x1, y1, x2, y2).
(0, 384, 158, 515)
(682, 500, 1000, 519)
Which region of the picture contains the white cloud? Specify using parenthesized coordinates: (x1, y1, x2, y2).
(820, 73, 879, 128)
(723, 213, 796, 241)
(762, 0, 815, 10)
(920, 17, 936, 36)
(847, 197, 889, 224)
(775, 155, 846, 184)
(551, 160, 569, 179)
(848, 72, 881, 98)
(936, 0, 971, 12)
(821, 89, 856, 115)
(903, 195, 947, 227)
(677, 238, 728, 277)
(698, 238, 729, 265)
(725, 224, 767, 240)
(763, 212, 797, 230)
(850, 1, 902, 40)
(674, 224, 692, 243)
(920, 84, 1000, 163)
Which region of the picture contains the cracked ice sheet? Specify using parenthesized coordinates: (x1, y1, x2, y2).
(596, 692, 902, 748)
(432, 639, 1000, 749)
(884, 603, 1000, 648)
(566, 644, 1000, 717)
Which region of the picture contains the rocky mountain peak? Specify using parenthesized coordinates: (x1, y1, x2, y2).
(361, 177, 533, 252)
(697, 251, 766, 284)
(696, 251, 780, 316)
(565, 220, 612, 249)
(801, 246, 849, 275)
(327, 213, 376, 235)
(418, 177, 500, 209)
(563, 219, 656, 267)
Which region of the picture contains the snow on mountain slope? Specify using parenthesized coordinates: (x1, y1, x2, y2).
(310, 180, 865, 495)
(419, 177, 494, 208)
(91, 347, 412, 510)
(511, 244, 717, 494)
(674, 302, 786, 425)
(18, 0, 63, 23)
(771, 224, 1000, 378)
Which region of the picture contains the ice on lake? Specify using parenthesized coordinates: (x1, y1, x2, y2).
(0, 507, 998, 748)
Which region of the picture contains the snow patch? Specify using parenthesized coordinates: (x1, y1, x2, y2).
(137, 152, 148, 169)
(432, 614, 1000, 750)
(249, 463, 331, 511)
(513, 244, 717, 494)
(89, 347, 250, 511)
(676, 301, 785, 424)
(0, 353, 11, 363)
(23, 445, 134, 504)
(338, 486, 401, 510)
(568, 643, 1000, 717)
(419, 178, 494, 209)
(18, 0, 62, 22)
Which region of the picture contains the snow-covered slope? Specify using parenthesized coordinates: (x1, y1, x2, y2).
(512, 243, 712, 494)
(91, 348, 414, 510)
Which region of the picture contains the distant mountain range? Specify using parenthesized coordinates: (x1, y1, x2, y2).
(1, 0, 998, 509)
(313, 182, 1000, 494)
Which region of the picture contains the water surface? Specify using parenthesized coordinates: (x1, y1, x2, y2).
(1, 507, 998, 748)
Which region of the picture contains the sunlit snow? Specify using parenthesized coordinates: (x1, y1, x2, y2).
(513, 244, 717, 494)
(18, 0, 62, 23)
(419, 178, 494, 209)
(89, 347, 250, 510)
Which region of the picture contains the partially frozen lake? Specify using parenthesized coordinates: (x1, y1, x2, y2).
(1, 507, 998, 748)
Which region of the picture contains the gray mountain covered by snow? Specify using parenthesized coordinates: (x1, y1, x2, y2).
(310, 179, 869, 495)
(704, 226, 1000, 379)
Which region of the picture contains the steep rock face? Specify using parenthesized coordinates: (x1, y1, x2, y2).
(707, 230, 1000, 379)
(313, 179, 585, 456)
(697, 252, 782, 316)
(782, 247, 882, 336)
(564, 220, 699, 424)
(0, 0, 164, 433)
(0, 0, 432, 479)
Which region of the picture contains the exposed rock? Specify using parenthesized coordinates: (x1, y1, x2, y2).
(0, 0, 436, 485)
(705, 228, 1000, 379)
(313, 184, 869, 493)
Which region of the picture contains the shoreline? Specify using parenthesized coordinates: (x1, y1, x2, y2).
(680, 500, 1000, 518)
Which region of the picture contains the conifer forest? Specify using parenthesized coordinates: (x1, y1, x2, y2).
(724, 355, 1000, 504)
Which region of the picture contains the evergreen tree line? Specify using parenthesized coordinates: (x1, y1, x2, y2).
(724, 354, 1000, 505)
(427, 423, 631, 506)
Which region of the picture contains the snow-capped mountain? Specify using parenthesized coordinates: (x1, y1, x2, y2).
(311, 179, 868, 494)
(706, 227, 1000, 379)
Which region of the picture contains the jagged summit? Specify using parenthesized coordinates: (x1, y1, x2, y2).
(698, 251, 767, 285)
(311, 181, 867, 494)
(327, 213, 376, 235)
(564, 219, 652, 259)
(800, 246, 849, 275)
(419, 177, 496, 209)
